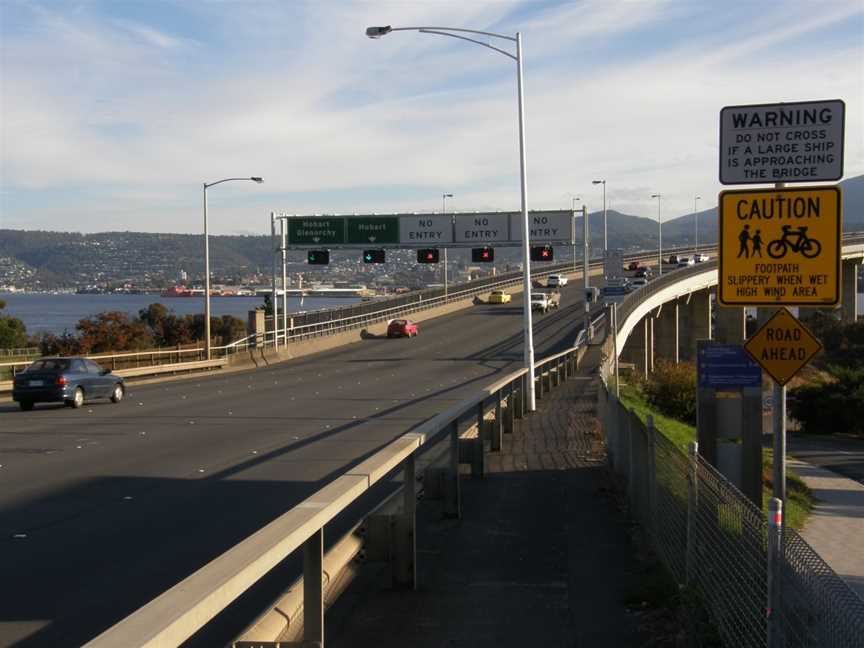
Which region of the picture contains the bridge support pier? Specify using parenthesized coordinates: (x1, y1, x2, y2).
(843, 260, 860, 323)
(621, 315, 651, 378)
(715, 304, 746, 345)
(654, 302, 678, 364)
(680, 289, 712, 360)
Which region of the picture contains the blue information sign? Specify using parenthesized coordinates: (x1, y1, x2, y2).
(697, 344, 762, 389)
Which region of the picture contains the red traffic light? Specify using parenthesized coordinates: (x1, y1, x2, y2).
(471, 247, 494, 263)
(417, 249, 440, 263)
(530, 246, 554, 261)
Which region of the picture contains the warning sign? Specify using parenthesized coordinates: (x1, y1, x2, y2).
(744, 308, 822, 386)
(719, 99, 845, 185)
(718, 186, 842, 306)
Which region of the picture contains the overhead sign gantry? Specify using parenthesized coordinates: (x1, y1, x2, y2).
(281, 210, 576, 248)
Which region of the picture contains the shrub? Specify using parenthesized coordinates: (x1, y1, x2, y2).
(0, 299, 28, 349)
(643, 360, 697, 426)
(789, 365, 864, 437)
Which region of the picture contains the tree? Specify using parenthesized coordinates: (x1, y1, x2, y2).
(76, 311, 153, 353)
(139, 303, 194, 347)
(34, 331, 81, 356)
(790, 366, 864, 437)
(0, 299, 28, 349)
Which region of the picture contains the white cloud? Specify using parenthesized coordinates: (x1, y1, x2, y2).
(1, 1, 862, 233)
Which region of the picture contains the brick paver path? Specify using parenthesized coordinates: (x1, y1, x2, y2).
(328, 348, 643, 647)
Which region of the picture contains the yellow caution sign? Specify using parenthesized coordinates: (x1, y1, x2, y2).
(718, 186, 842, 306)
(744, 308, 822, 386)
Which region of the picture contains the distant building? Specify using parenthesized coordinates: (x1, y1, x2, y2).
(179, 269, 188, 282)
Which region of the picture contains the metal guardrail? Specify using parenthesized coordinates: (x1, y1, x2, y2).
(83, 311, 605, 648)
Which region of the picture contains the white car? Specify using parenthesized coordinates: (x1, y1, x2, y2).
(631, 277, 648, 288)
(695, 253, 710, 263)
(547, 274, 568, 287)
(677, 256, 695, 268)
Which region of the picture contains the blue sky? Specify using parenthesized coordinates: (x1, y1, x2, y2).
(1, 0, 862, 234)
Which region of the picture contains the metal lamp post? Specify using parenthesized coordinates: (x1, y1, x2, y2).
(570, 195, 581, 272)
(694, 195, 702, 256)
(651, 193, 662, 275)
(202, 177, 263, 359)
(442, 193, 453, 298)
(592, 179, 607, 252)
(367, 24, 537, 411)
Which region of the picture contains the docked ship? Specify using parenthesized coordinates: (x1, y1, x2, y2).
(160, 286, 195, 297)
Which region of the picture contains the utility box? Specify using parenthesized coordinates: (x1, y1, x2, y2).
(248, 309, 265, 348)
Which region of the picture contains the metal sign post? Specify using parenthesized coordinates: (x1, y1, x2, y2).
(745, 306, 823, 504)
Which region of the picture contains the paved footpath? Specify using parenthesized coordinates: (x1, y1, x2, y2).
(328, 347, 645, 647)
(788, 458, 864, 600)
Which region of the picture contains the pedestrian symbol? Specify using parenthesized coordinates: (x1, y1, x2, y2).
(737, 225, 768, 259)
(718, 186, 841, 306)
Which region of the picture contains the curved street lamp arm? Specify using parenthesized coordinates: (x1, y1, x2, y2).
(416, 29, 517, 60)
(391, 26, 516, 42)
(204, 177, 259, 189)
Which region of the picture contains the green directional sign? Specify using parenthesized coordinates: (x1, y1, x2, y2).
(346, 217, 399, 245)
(287, 217, 346, 246)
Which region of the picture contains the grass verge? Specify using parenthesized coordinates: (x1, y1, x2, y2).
(618, 382, 814, 531)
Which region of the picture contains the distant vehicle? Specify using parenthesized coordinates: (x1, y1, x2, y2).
(547, 274, 568, 287)
(695, 253, 710, 263)
(634, 267, 653, 278)
(488, 290, 512, 304)
(677, 256, 695, 268)
(531, 291, 560, 313)
(627, 261, 641, 271)
(631, 277, 649, 288)
(667, 254, 679, 265)
(12, 357, 125, 411)
(387, 319, 418, 338)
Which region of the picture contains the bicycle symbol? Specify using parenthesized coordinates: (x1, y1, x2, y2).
(767, 225, 822, 259)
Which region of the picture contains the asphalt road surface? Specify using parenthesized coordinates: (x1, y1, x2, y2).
(0, 283, 596, 647)
(788, 434, 864, 486)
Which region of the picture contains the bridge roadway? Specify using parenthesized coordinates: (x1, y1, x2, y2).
(0, 281, 594, 647)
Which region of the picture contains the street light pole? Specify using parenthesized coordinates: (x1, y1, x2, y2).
(651, 193, 662, 275)
(694, 195, 702, 256)
(367, 24, 536, 411)
(202, 176, 263, 360)
(442, 193, 453, 298)
(571, 195, 580, 272)
(582, 204, 590, 338)
(592, 179, 607, 253)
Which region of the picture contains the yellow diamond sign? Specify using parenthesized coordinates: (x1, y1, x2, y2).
(744, 308, 823, 386)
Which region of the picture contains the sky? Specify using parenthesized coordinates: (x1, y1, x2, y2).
(1, 0, 862, 235)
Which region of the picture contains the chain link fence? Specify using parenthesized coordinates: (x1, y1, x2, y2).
(598, 378, 864, 648)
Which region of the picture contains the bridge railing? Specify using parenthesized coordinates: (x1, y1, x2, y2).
(83, 312, 605, 648)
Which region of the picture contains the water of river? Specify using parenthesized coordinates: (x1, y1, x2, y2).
(0, 293, 364, 336)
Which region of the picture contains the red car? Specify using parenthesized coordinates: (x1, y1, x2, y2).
(387, 319, 418, 338)
(627, 261, 641, 271)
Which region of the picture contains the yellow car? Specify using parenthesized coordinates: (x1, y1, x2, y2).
(488, 290, 512, 304)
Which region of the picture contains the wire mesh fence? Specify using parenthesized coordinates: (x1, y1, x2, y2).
(600, 378, 864, 648)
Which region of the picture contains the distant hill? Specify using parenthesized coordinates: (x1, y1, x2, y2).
(2, 174, 860, 288)
(662, 174, 864, 245)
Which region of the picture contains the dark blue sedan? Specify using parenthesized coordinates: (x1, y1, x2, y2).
(12, 357, 125, 411)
